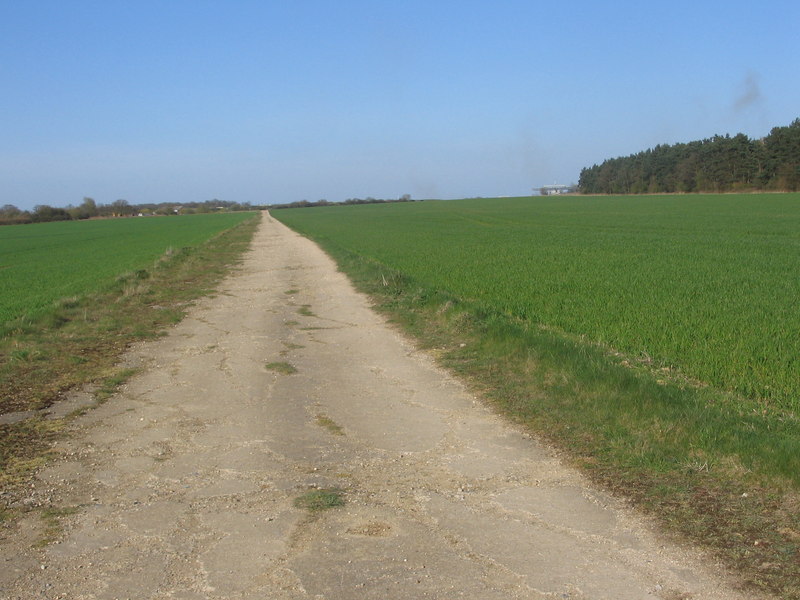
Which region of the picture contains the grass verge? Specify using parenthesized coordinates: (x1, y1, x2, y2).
(305, 240, 800, 599)
(0, 213, 260, 500)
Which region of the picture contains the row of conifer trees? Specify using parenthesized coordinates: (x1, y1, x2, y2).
(579, 118, 800, 194)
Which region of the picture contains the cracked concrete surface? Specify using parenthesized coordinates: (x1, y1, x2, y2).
(0, 214, 759, 599)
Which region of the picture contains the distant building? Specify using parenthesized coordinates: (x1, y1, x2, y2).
(538, 184, 578, 196)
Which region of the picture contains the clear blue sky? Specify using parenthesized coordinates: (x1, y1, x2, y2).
(2, 1, 798, 209)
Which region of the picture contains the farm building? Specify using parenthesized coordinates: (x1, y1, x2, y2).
(538, 184, 578, 195)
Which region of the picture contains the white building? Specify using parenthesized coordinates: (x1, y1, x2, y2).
(538, 184, 578, 196)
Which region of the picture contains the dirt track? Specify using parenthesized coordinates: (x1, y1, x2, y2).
(0, 214, 758, 599)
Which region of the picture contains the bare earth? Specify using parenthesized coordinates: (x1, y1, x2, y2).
(1, 214, 760, 599)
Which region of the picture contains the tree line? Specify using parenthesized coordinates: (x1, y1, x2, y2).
(0, 198, 255, 226)
(268, 194, 416, 209)
(579, 118, 800, 194)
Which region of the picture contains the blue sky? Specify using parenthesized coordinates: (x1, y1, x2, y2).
(1, 1, 798, 209)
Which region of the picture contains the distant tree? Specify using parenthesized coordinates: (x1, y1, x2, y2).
(68, 197, 99, 220)
(80, 197, 98, 218)
(762, 118, 800, 190)
(110, 199, 132, 216)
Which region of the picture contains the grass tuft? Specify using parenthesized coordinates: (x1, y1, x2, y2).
(297, 305, 316, 317)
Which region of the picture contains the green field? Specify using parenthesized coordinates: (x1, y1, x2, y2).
(273, 194, 800, 410)
(0, 213, 255, 325)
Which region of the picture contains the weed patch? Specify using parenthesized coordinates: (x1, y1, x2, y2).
(0, 418, 64, 490)
(294, 488, 345, 512)
(94, 368, 140, 403)
(36, 506, 81, 548)
(315, 414, 344, 436)
(266, 361, 298, 375)
(280, 342, 305, 357)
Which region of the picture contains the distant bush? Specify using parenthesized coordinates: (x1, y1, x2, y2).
(269, 195, 417, 209)
(0, 205, 31, 226)
(31, 205, 71, 223)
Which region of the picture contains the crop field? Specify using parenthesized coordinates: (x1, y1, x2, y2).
(0, 213, 255, 325)
(273, 194, 800, 410)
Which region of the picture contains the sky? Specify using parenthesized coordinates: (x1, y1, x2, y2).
(1, 1, 798, 210)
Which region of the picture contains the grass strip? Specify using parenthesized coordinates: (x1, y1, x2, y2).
(0, 213, 260, 499)
(300, 236, 800, 599)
